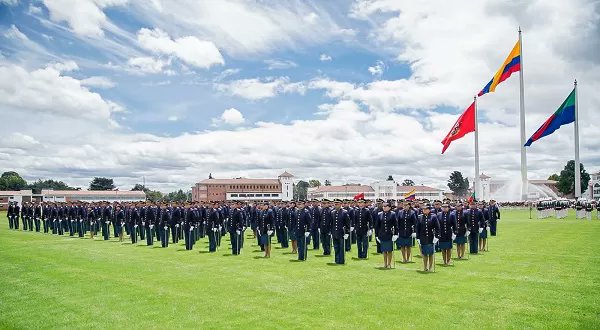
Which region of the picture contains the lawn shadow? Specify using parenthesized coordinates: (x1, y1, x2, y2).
(254, 256, 269, 259)
(351, 257, 367, 261)
(314, 254, 329, 258)
(326, 262, 344, 266)
(252, 250, 264, 253)
(289, 259, 305, 262)
(416, 270, 433, 274)
(282, 252, 296, 255)
(176, 249, 187, 251)
(199, 250, 214, 254)
(374, 266, 390, 270)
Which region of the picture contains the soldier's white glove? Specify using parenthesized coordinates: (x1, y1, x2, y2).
(367, 230, 372, 236)
(452, 233, 457, 240)
(304, 232, 310, 238)
(176, 224, 180, 228)
(392, 235, 399, 242)
(376, 237, 381, 243)
(142, 222, 145, 226)
(164, 226, 168, 230)
(134, 225, 138, 228)
(318, 228, 321, 234)
(213, 228, 218, 232)
(486, 226, 490, 231)
(150, 225, 154, 229)
(416, 239, 421, 245)
(343, 234, 349, 239)
(236, 230, 241, 235)
(411, 233, 416, 238)
(433, 237, 439, 244)
(478, 228, 483, 234)
(350, 227, 355, 232)
(465, 231, 470, 237)
(267, 230, 273, 236)
(218, 226, 222, 230)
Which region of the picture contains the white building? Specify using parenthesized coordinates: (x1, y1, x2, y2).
(307, 185, 375, 200)
(0, 189, 146, 209)
(307, 177, 444, 201)
(587, 171, 600, 201)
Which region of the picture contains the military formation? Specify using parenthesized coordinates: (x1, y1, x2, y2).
(5, 197, 511, 272)
(535, 200, 597, 219)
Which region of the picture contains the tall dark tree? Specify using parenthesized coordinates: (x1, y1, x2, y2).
(89, 177, 115, 191)
(0, 171, 27, 190)
(387, 175, 394, 181)
(447, 171, 470, 198)
(145, 190, 163, 202)
(131, 184, 149, 192)
(557, 160, 590, 196)
(324, 180, 331, 186)
(401, 179, 415, 186)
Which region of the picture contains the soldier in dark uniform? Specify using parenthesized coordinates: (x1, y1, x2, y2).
(466, 201, 484, 254)
(42, 202, 51, 233)
(488, 199, 500, 236)
(257, 202, 275, 258)
(287, 201, 298, 254)
(275, 202, 289, 249)
(207, 203, 220, 252)
(308, 200, 321, 250)
(353, 199, 373, 259)
(101, 203, 112, 240)
(453, 203, 468, 259)
(159, 205, 171, 248)
(376, 202, 398, 269)
(87, 206, 96, 239)
(228, 202, 244, 254)
(372, 199, 383, 253)
(115, 206, 126, 242)
(129, 205, 140, 244)
(415, 205, 440, 272)
(320, 199, 332, 256)
(330, 199, 350, 264)
(33, 202, 42, 232)
(291, 201, 311, 261)
(396, 201, 417, 263)
(585, 202, 593, 220)
(7, 202, 15, 229)
(21, 202, 29, 231)
(478, 201, 490, 251)
(437, 203, 456, 265)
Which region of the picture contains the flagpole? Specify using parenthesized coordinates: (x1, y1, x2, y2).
(474, 96, 480, 201)
(519, 27, 528, 201)
(574, 79, 581, 199)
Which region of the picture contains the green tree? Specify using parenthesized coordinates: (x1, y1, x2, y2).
(0, 171, 28, 190)
(309, 180, 321, 188)
(387, 175, 394, 181)
(293, 180, 310, 200)
(28, 179, 77, 191)
(145, 190, 163, 202)
(402, 179, 415, 186)
(548, 174, 560, 181)
(89, 177, 115, 191)
(131, 184, 149, 192)
(447, 171, 470, 198)
(557, 160, 590, 196)
(324, 180, 331, 186)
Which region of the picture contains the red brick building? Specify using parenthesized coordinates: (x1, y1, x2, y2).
(191, 172, 294, 202)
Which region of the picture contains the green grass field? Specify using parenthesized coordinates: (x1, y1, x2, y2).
(1, 209, 599, 329)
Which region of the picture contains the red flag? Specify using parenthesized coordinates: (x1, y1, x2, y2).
(353, 192, 365, 200)
(441, 102, 476, 154)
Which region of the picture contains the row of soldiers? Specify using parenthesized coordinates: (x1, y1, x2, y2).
(6, 198, 500, 271)
(535, 200, 598, 219)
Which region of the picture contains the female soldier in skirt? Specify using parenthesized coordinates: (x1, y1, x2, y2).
(453, 203, 468, 259)
(415, 205, 440, 272)
(478, 201, 489, 251)
(375, 202, 398, 269)
(437, 203, 456, 265)
(396, 201, 417, 263)
(257, 202, 275, 258)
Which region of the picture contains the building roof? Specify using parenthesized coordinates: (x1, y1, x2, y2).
(41, 190, 146, 197)
(199, 178, 281, 185)
(311, 185, 374, 193)
(397, 185, 443, 192)
(479, 173, 491, 179)
(278, 171, 294, 178)
(0, 190, 35, 196)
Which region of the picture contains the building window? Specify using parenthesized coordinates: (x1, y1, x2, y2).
(256, 194, 263, 197)
(231, 194, 238, 197)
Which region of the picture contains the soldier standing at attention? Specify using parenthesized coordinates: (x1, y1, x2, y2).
(437, 203, 456, 265)
(416, 205, 440, 272)
(330, 199, 350, 264)
(375, 202, 398, 269)
(396, 201, 417, 263)
(353, 199, 373, 259)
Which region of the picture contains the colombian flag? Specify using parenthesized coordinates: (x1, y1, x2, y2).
(478, 41, 521, 96)
(403, 189, 416, 201)
(524, 88, 576, 147)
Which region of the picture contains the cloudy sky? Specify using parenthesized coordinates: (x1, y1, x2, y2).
(0, 0, 599, 192)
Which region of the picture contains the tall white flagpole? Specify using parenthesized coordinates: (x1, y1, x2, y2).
(519, 27, 528, 201)
(574, 79, 581, 199)
(474, 96, 481, 201)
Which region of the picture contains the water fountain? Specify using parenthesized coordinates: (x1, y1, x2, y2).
(486, 178, 559, 202)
